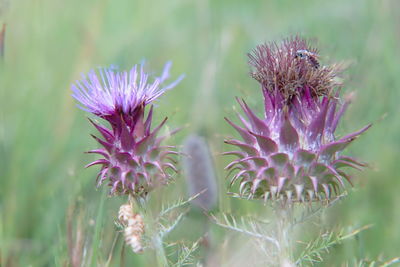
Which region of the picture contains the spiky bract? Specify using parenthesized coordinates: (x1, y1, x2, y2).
(225, 37, 370, 202)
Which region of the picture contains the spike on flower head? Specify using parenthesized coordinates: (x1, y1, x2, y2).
(225, 37, 370, 202)
(72, 62, 184, 197)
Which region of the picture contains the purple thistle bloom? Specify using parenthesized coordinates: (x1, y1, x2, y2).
(72, 62, 183, 197)
(225, 37, 370, 202)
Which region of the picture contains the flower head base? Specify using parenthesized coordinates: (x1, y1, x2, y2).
(225, 37, 370, 202)
(72, 62, 183, 197)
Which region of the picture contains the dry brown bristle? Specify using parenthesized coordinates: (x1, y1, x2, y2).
(248, 36, 344, 103)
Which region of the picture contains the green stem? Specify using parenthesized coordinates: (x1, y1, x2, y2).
(274, 201, 294, 267)
(154, 234, 168, 267)
(131, 194, 168, 266)
(91, 187, 107, 267)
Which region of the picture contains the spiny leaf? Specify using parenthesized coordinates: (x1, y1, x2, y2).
(168, 239, 201, 267)
(159, 210, 188, 237)
(295, 225, 373, 265)
(209, 213, 279, 248)
(158, 190, 205, 218)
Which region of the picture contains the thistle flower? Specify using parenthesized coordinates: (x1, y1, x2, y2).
(225, 37, 370, 202)
(72, 62, 183, 197)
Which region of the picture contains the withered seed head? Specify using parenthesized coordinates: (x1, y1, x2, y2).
(248, 36, 344, 105)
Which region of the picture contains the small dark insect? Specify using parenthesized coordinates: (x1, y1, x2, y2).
(295, 49, 320, 69)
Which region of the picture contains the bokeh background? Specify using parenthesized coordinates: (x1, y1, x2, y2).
(1, 0, 399, 265)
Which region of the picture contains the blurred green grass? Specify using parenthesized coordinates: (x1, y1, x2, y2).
(1, 0, 399, 265)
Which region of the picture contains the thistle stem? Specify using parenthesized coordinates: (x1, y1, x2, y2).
(153, 234, 168, 267)
(274, 201, 295, 267)
(131, 195, 169, 266)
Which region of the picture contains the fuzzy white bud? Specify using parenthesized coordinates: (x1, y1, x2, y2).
(118, 203, 145, 254)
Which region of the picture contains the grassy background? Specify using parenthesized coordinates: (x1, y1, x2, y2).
(1, 0, 399, 265)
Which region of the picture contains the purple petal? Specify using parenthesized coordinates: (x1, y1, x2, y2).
(71, 62, 183, 118)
